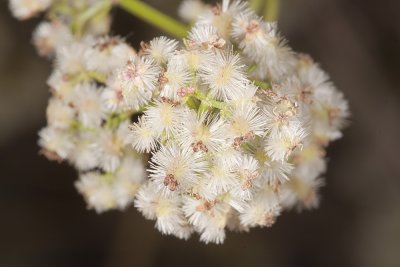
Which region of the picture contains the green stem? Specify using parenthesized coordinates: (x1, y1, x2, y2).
(118, 0, 189, 38)
(264, 0, 280, 21)
(194, 91, 227, 111)
(254, 80, 271, 90)
(184, 96, 201, 110)
(71, 0, 112, 37)
(250, 0, 264, 14)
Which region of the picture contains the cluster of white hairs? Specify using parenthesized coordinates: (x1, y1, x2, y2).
(11, 0, 348, 243)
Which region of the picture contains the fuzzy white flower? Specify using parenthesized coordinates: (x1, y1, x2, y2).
(118, 56, 160, 110)
(112, 153, 146, 209)
(95, 121, 132, 172)
(143, 101, 185, 138)
(227, 104, 266, 144)
(38, 126, 75, 161)
(75, 172, 116, 213)
(197, 0, 250, 39)
(135, 182, 189, 237)
(177, 110, 228, 153)
(280, 175, 324, 210)
(230, 154, 260, 201)
(178, 0, 209, 23)
(199, 50, 248, 100)
(187, 24, 226, 50)
(9, 0, 52, 20)
(239, 186, 281, 227)
(266, 122, 307, 161)
(101, 78, 128, 113)
(85, 36, 134, 74)
(204, 160, 236, 196)
(70, 132, 100, 171)
(73, 83, 105, 128)
(46, 97, 75, 129)
(33, 20, 72, 57)
(149, 144, 208, 194)
(143, 36, 178, 65)
(183, 195, 231, 244)
(56, 40, 92, 74)
(160, 56, 191, 101)
(129, 117, 158, 153)
(47, 70, 75, 102)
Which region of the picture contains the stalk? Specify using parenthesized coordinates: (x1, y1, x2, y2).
(264, 0, 280, 21)
(118, 0, 190, 38)
(250, 0, 264, 14)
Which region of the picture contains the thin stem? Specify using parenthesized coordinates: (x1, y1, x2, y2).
(250, 0, 264, 14)
(118, 0, 190, 38)
(71, 0, 112, 37)
(194, 91, 227, 111)
(253, 80, 271, 90)
(264, 0, 280, 21)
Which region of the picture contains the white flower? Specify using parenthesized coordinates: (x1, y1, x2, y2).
(230, 154, 260, 201)
(75, 156, 145, 212)
(227, 104, 266, 143)
(199, 225, 226, 244)
(135, 182, 189, 236)
(311, 85, 349, 141)
(227, 82, 258, 107)
(38, 126, 75, 160)
(231, 13, 273, 58)
(95, 121, 131, 172)
(240, 21, 294, 82)
(112, 153, 146, 209)
(143, 36, 178, 65)
(244, 137, 293, 184)
(199, 49, 248, 100)
(197, 0, 250, 39)
(178, 0, 209, 23)
(187, 24, 226, 50)
(118, 56, 160, 110)
(47, 70, 75, 102)
(291, 143, 326, 181)
(33, 20, 72, 57)
(85, 36, 134, 74)
(75, 172, 116, 213)
(9, 0, 52, 20)
(149, 144, 208, 194)
(86, 14, 112, 36)
(129, 117, 158, 153)
(182, 195, 231, 244)
(70, 132, 100, 171)
(143, 101, 185, 138)
(263, 158, 293, 184)
(266, 122, 307, 161)
(73, 83, 105, 128)
(101, 77, 128, 113)
(46, 97, 75, 129)
(204, 159, 236, 196)
(262, 94, 301, 136)
(177, 110, 228, 153)
(280, 175, 324, 210)
(160, 56, 191, 101)
(175, 49, 203, 72)
(55, 40, 91, 74)
(239, 186, 281, 227)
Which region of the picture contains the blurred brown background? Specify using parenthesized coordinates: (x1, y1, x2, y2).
(1, 0, 400, 266)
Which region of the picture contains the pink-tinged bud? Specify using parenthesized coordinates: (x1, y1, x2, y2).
(177, 86, 195, 97)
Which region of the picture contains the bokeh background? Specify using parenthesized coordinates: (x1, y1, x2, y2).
(1, 0, 400, 266)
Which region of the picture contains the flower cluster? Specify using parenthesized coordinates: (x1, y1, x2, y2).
(40, 34, 148, 212)
(10, 0, 349, 243)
